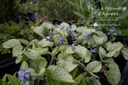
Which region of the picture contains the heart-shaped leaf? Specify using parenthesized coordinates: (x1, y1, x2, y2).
(33, 26, 44, 37)
(3, 39, 20, 48)
(74, 74, 88, 85)
(46, 65, 75, 83)
(106, 42, 123, 58)
(104, 59, 121, 85)
(37, 39, 54, 47)
(122, 47, 128, 60)
(75, 45, 91, 63)
(86, 61, 102, 73)
(18, 39, 29, 45)
(86, 76, 101, 85)
(12, 44, 23, 57)
(93, 36, 104, 45)
(57, 59, 78, 72)
(20, 61, 29, 69)
(29, 68, 45, 76)
(98, 46, 106, 59)
(34, 47, 49, 55)
(42, 22, 55, 30)
(24, 49, 42, 59)
(107, 42, 123, 52)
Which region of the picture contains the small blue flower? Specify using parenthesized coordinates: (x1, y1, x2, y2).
(18, 69, 30, 81)
(110, 27, 115, 33)
(18, 70, 24, 80)
(113, 33, 118, 36)
(19, 75, 24, 81)
(72, 43, 76, 50)
(25, 80, 29, 85)
(67, 28, 72, 32)
(18, 70, 22, 75)
(59, 38, 63, 44)
(25, 70, 30, 73)
(25, 74, 30, 78)
(108, 32, 111, 35)
(58, 26, 64, 30)
(84, 31, 92, 39)
(91, 48, 97, 53)
(45, 36, 51, 40)
(87, 42, 90, 45)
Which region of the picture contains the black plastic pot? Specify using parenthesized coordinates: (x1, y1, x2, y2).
(118, 60, 128, 85)
(0, 54, 20, 78)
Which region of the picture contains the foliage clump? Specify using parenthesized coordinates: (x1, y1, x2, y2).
(2, 22, 128, 85)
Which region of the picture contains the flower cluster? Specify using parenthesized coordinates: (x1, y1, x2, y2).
(84, 31, 92, 39)
(108, 27, 120, 36)
(18, 68, 30, 85)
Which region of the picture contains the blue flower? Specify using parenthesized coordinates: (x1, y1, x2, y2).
(25, 74, 30, 78)
(18, 69, 30, 81)
(25, 70, 30, 73)
(19, 75, 24, 81)
(108, 32, 111, 35)
(91, 48, 97, 53)
(58, 26, 64, 30)
(18, 70, 22, 75)
(113, 33, 118, 36)
(59, 38, 63, 44)
(18, 70, 24, 81)
(25, 80, 29, 85)
(84, 31, 92, 39)
(67, 28, 72, 32)
(45, 36, 51, 40)
(72, 43, 76, 50)
(87, 42, 90, 45)
(110, 27, 115, 33)
(108, 27, 115, 35)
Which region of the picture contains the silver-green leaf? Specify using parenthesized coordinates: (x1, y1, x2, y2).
(12, 44, 23, 57)
(46, 65, 75, 83)
(75, 45, 91, 63)
(104, 59, 121, 85)
(3, 39, 20, 48)
(98, 46, 106, 59)
(57, 59, 78, 72)
(86, 61, 102, 73)
(122, 47, 128, 60)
